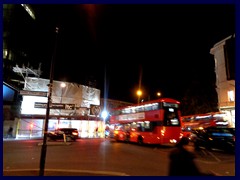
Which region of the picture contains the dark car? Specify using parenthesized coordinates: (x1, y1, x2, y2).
(192, 127, 235, 153)
(226, 127, 235, 136)
(47, 128, 79, 142)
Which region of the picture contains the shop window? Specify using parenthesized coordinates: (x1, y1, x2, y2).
(228, 90, 234, 102)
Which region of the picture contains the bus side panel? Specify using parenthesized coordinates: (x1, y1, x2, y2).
(129, 131, 161, 144)
(140, 132, 162, 144)
(129, 128, 181, 145)
(156, 126, 182, 144)
(129, 131, 139, 143)
(113, 130, 127, 141)
(144, 110, 164, 121)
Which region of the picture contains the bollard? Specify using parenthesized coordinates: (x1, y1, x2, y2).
(63, 134, 66, 142)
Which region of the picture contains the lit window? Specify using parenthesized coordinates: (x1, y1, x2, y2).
(228, 90, 234, 102)
(3, 49, 8, 58)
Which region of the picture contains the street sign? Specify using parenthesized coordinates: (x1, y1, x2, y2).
(34, 102, 75, 110)
(20, 90, 47, 97)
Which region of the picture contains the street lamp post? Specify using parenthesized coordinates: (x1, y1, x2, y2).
(39, 27, 59, 176)
(58, 82, 66, 127)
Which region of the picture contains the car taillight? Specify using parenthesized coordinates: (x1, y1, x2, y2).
(233, 136, 235, 142)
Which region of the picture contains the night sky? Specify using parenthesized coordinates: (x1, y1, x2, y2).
(15, 4, 235, 103)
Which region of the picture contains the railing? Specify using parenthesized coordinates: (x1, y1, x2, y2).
(16, 129, 43, 138)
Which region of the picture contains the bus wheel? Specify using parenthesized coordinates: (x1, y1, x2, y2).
(137, 136, 143, 145)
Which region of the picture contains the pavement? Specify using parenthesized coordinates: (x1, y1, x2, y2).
(3, 169, 129, 176)
(3, 137, 42, 141)
(3, 137, 128, 176)
(3, 137, 233, 176)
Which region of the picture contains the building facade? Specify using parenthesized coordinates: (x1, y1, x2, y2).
(210, 34, 235, 127)
(3, 4, 135, 139)
(3, 77, 133, 139)
(16, 77, 105, 138)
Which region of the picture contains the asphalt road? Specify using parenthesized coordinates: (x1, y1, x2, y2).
(3, 138, 235, 176)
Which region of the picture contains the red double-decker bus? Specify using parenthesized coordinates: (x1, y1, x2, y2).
(109, 98, 183, 145)
(181, 112, 229, 138)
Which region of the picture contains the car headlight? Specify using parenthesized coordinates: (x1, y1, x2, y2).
(72, 132, 78, 136)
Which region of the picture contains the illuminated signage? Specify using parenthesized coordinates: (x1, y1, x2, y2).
(20, 90, 47, 97)
(34, 102, 75, 110)
(117, 112, 145, 121)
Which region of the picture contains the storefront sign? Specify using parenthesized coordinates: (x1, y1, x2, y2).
(20, 90, 47, 97)
(34, 102, 75, 109)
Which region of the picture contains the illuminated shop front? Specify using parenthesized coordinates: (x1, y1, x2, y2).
(17, 77, 106, 139)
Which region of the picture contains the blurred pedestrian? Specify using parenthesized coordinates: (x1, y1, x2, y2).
(7, 126, 13, 138)
(95, 127, 98, 137)
(168, 137, 202, 176)
(105, 126, 110, 138)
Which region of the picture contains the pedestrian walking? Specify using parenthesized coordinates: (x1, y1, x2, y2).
(7, 126, 13, 138)
(95, 127, 98, 137)
(168, 137, 202, 176)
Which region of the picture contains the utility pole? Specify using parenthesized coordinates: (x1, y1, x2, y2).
(39, 27, 59, 176)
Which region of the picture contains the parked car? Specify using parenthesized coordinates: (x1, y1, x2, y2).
(47, 128, 79, 142)
(226, 127, 235, 136)
(192, 127, 235, 152)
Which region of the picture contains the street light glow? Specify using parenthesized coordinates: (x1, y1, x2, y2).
(136, 90, 142, 104)
(137, 90, 142, 96)
(60, 82, 66, 88)
(101, 110, 108, 120)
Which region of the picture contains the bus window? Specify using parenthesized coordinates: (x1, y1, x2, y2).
(137, 123, 142, 131)
(142, 121, 153, 132)
(137, 106, 144, 112)
(152, 103, 159, 110)
(144, 104, 152, 111)
(164, 108, 180, 126)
